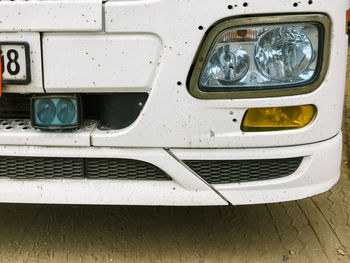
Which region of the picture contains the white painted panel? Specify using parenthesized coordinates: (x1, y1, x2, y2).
(43, 33, 162, 92)
(0, 134, 340, 205)
(0, 33, 43, 93)
(92, 0, 349, 148)
(0, 119, 97, 147)
(0, 0, 102, 32)
(171, 134, 342, 205)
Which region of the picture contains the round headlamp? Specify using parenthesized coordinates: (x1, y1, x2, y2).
(57, 98, 77, 125)
(255, 26, 313, 82)
(204, 46, 250, 85)
(36, 99, 56, 124)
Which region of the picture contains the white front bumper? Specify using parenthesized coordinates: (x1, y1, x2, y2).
(0, 133, 341, 206)
(172, 133, 343, 205)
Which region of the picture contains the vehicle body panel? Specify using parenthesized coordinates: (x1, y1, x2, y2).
(0, 0, 347, 205)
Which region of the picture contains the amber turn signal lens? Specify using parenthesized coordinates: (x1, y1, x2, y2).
(241, 105, 316, 132)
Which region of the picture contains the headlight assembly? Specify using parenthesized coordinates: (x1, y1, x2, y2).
(189, 14, 330, 99)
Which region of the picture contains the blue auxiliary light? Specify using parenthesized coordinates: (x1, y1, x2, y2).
(31, 95, 81, 130)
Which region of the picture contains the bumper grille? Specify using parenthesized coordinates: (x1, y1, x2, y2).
(0, 157, 170, 180)
(0, 94, 31, 119)
(184, 157, 303, 184)
(86, 158, 170, 180)
(0, 157, 84, 179)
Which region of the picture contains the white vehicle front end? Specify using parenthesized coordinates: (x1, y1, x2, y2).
(0, 0, 347, 206)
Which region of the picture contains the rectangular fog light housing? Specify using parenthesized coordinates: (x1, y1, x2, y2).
(241, 105, 316, 132)
(31, 95, 81, 130)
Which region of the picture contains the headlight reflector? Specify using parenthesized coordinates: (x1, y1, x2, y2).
(202, 46, 250, 85)
(255, 26, 314, 82)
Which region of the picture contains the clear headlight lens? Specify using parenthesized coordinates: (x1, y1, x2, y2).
(199, 23, 322, 91)
(204, 46, 250, 85)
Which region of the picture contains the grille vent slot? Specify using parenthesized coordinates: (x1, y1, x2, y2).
(0, 156, 170, 180)
(0, 157, 84, 179)
(184, 157, 303, 184)
(86, 158, 171, 180)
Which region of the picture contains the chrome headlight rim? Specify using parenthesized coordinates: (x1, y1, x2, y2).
(188, 14, 330, 99)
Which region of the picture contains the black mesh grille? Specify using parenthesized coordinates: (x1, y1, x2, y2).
(0, 94, 31, 119)
(86, 158, 171, 180)
(0, 157, 170, 180)
(184, 157, 303, 184)
(0, 157, 84, 179)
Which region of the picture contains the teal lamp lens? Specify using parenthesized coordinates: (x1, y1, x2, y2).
(57, 98, 77, 125)
(35, 99, 56, 124)
(32, 96, 80, 129)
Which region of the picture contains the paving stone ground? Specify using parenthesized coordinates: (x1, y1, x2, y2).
(0, 49, 349, 263)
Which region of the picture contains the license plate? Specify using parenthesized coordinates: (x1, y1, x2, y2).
(0, 42, 31, 85)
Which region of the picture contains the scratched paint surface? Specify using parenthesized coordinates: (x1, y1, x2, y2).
(0, 49, 349, 263)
